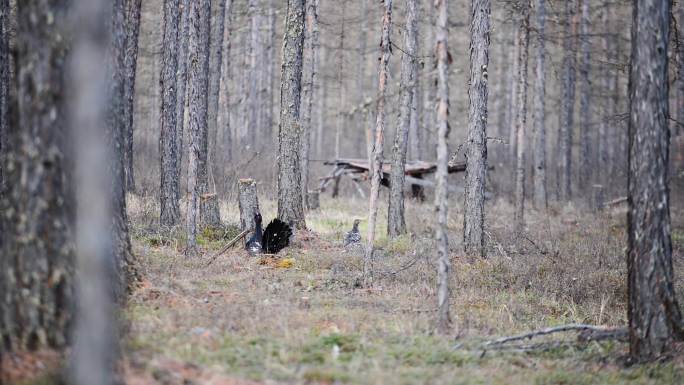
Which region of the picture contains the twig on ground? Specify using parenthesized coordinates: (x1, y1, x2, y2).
(205, 229, 250, 266)
(482, 324, 623, 348)
(377, 254, 421, 277)
(521, 234, 548, 255)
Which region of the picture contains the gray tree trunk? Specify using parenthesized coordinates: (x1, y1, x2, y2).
(508, 26, 520, 161)
(364, 0, 393, 284)
(677, 4, 684, 138)
(356, 0, 369, 157)
(532, 0, 547, 210)
(597, 1, 613, 183)
(71, 1, 119, 382)
(559, 0, 577, 201)
(578, 0, 591, 192)
(388, 0, 418, 238)
(0, 0, 74, 352)
(0, 0, 7, 198)
(160, 0, 182, 227)
(260, 0, 276, 138)
(175, 0, 190, 179)
(422, 5, 435, 161)
(463, 0, 490, 257)
(186, 0, 212, 253)
(316, 45, 327, 157)
(277, 0, 306, 229)
(627, 0, 684, 362)
(300, 0, 319, 210)
(202, 0, 226, 227)
(108, 0, 139, 296)
(238, 178, 260, 237)
(242, 0, 260, 150)
(123, 0, 142, 193)
(218, 0, 234, 164)
(514, 0, 530, 234)
(335, 4, 346, 160)
(435, 0, 451, 334)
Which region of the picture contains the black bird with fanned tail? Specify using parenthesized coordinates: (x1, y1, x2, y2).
(245, 212, 292, 254)
(343, 219, 361, 247)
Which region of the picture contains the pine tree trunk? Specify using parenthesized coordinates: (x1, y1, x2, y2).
(463, 0, 490, 257)
(175, 0, 190, 179)
(514, 1, 530, 233)
(277, 0, 306, 228)
(627, 0, 683, 362)
(435, 0, 451, 334)
(186, 0, 212, 253)
(71, 0, 119, 380)
(578, 0, 591, 192)
(559, 0, 577, 201)
(316, 45, 326, 157)
(388, 0, 417, 238)
(356, 0, 369, 157)
(678, 3, 684, 139)
(532, 0, 547, 210)
(598, 1, 612, 183)
(218, 0, 234, 165)
(0, 0, 8, 198)
(238, 178, 260, 236)
(336, 4, 346, 160)
(260, 0, 276, 139)
(108, 0, 139, 296)
(301, 0, 319, 209)
(422, 5, 435, 161)
(243, 0, 260, 150)
(160, 0, 182, 227)
(202, 0, 225, 228)
(123, 0, 142, 193)
(0, 0, 74, 352)
(508, 26, 520, 162)
(364, 0, 393, 284)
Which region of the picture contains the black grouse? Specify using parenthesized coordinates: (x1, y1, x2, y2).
(343, 219, 362, 247)
(245, 212, 293, 254)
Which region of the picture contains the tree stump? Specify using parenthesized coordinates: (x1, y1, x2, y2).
(201, 193, 221, 226)
(307, 190, 320, 210)
(238, 179, 260, 236)
(593, 184, 604, 212)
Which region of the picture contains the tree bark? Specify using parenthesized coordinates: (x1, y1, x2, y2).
(301, 0, 319, 210)
(627, 0, 683, 362)
(598, 1, 613, 184)
(218, 0, 234, 165)
(558, 0, 577, 201)
(123, 0, 142, 193)
(435, 0, 451, 335)
(0, 0, 9, 198)
(186, 0, 212, 253)
(242, 0, 260, 150)
(277, 0, 306, 229)
(364, 0, 393, 284)
(677, 3, 684, 139)
(514, 0, 530, 234)
(463, 0, 490, 257)
(578, 0, 591, 192)
(532, 0, 547, 210)
(508, 26, 520, 162)
(202, 0, 226, 228)
(388, 0, 418, 238)
(108, 0, 139, 296)
(238, 178, 260, 237)
(71, 0, 119, 381)
(0, 0, 74, 352)
(336, 3, 346, 160)
(175, 0, 190, 180)
(160, 0, 182, 227)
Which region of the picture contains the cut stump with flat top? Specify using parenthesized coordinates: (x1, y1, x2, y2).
(238, 179, 260, 239)
(307, 191, 320, 210)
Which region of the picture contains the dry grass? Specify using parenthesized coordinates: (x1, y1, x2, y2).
(122, 192, 684, 385)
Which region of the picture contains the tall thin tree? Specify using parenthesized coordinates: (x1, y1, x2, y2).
(175, 0, 190, 179)
(514, 0, 530, 233)
(277, 0, 306, 228)
(388, 0, 418, 238)
(435, 0, 451, 334)
(160, 0, 182, 227)
(301, 0, 319, 209)
(558, 0, 577, 201)
(463, 0, 490, 257)
(186, 0, 212, 254)
(578, 0, 592, 192)
(532, 0, 547, 210)
(627, 0, 683, 362)
(364, 0, 393, 284)
(122, 0, 142, 193)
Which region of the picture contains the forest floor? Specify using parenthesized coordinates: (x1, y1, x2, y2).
(114, 191, 684, 385)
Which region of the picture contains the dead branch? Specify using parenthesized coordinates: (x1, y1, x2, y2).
(602, 196, 628, 208)
(205, 229, 250, 266)
(482, 324, 622, 347)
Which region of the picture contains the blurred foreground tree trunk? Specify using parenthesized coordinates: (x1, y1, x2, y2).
(514, 0, 530, 233)
(301, 0, 319, 210)
(388, 0, 417, 238)
(463, 0, 490, 256)
(435, 0, 451, 334)
(532, 0, 547, 210)
(201, 0, 225, 227)
(627, 0, 684, 362)
(277, 0, 306, 229)
(71, 0, 119, 382)
(0, 0, 9, 197)
(364, 0, 393, 284)
(0, 0, 74, 353)
(186, 0, 212, 254)
(160, 0, 182, 227)
(123, 0, 142, 193)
